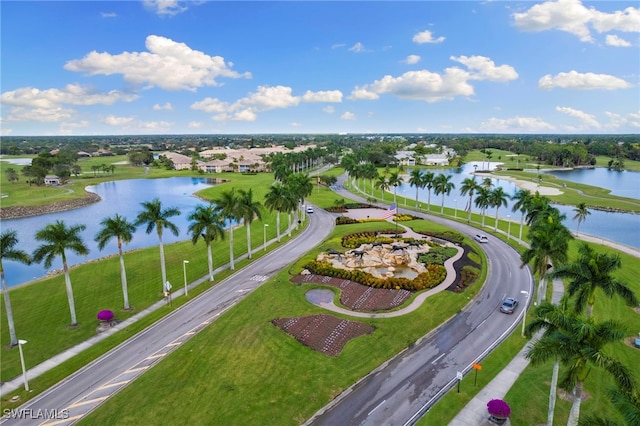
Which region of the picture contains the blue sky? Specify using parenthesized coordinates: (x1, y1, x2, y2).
(1, 0, 638, 136)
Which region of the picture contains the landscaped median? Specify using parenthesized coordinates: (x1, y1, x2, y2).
(78, 220, 487, 425)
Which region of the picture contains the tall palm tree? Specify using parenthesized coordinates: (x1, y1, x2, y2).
(572, 202, 591, 237)
(134, 198, 181, 291)
(423, 171, 435, 211)
(264, 182, 289, 242)
(95, 214, 137, 310)
(187, 203, 225, 282)
(1, 230, 31, 346)
(33, 221, 89, 326)
(237, 188, 263, 259)
(387, 171, 403, 204)
(214, 189, 241, 270)
(433, 174, 455, 214)
(408, 168, 424, 208)
(550, 243, 637, 318)
(489, 186, 510, 231)
(459, 177, 479, 223)
(474, 186, 491, 228)
(521, 208, 573, 304)
(363, 162, 378, 198)
(375, 175, 389, 202)
(525, 298, 574, 426)
(527, 315, 635, 426)
(511, 189, 534, 241)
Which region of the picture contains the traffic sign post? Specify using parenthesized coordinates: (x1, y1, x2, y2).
(456, 371, 463, 393)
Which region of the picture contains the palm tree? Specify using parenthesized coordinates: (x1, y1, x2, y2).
(525, 298, 575, 426)
(33, 221, 89, 326)
(264, 182, 290, 242)
(521, 208, 573, 304)
(489, 187, 510, 231)
(237, 188, 263, 259)
(95, 214, 137, 310)
(580, 387, 640, 426)
(214, 189, 241, 270)
(460, 177, 479, 223)
(550, 243, 638, 318)
(433, 174, 455, 214)
(387, 171, 403, 204)
(187, 203, 225, 282)
(474, 186, 491, 228)
(1, 230, 31, 346)
(375, 175, 389, 202)
(408, 169, 424, 208)
(527, 315, 635, 426)
(511, 189, 534, 240)
(362, 162, 378, 198)
(134, 198, 181, 291)
(572, 202, 591, 237)
(423, 171, 435, 211)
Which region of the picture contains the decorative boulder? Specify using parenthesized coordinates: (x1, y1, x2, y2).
(97, 310, 115, 322)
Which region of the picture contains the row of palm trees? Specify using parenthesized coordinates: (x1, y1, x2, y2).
(1, 173, 314, 347)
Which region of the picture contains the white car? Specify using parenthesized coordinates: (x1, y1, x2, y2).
(474, 234, 488, 243)
(306, 206, 314, 214)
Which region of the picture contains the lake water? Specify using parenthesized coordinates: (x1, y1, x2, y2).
(396, 162, 640, 250)
(3, 177, 219, 288)
(543, 168, 640, 199)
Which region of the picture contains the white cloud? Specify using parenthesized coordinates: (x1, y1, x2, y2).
(59, 120, 90, 135)
(605, 34, 632, 47)
(404, 55, 421, 64)
(412, 30, 445, 44)
(348, 42, 366, 53)
(6, 107, 74, 122)
(480, 116, 555, 132)
(512, 0, 640, 43)
(142, 0, 188, 16)
(153, 102, 173, 110)
(1, 84, 138, 108)
(301, 90, 343, 103)
(349, 55, 516, 102)
(188, 121, 203, 129)
(538, 70, 632, 90)
(100, 12, 117, 18)
(323, 106, 335, 114)
(64, 35, 251, 91)
(555, 106, 600, 128)
(604, 111, 640, 129)
(102, 115, 136, 126)
(341, 111, 356, 120)
(450, 55, 519, 81)
(192, 85, 341, 122)
(290, 122, 302, 127)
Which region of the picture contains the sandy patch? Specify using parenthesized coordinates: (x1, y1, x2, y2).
(484, 174, 563, 196)
(342, 207, 387, 220)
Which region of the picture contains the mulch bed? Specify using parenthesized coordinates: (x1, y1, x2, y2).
(291, 274, 412, 311)
(272, 314, 375, 357)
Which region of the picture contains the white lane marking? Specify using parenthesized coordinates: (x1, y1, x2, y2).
(368, 399, 387, 416)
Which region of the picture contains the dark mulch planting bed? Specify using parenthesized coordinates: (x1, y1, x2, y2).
(272, 314, 375, 357)
(446, 243, 481, 292)
(291, 274, 412, 311)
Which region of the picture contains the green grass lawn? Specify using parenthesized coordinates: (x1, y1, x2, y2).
(80, 220, 485, 425)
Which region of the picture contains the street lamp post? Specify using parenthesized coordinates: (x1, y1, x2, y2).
(263, 224, 269, 251)
(183, 260, 189, 296)
(520, 290, 530, 337)
(507, 215, 512, 240)
(18, 339, 29, 391)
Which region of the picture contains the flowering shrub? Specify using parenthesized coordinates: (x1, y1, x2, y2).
(487, 399, 511, 418)
(97, 310, 114, 322)
(341, 231, 397, 248)
(393, 214, 420, 222)
(303, 260, 446, 291)
(336, 216, 359, 225)
(416, 230, 465, 244)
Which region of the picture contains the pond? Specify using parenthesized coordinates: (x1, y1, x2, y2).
(3, 177, 222, 288)
(542, 168, 640, 199)
(396, 162, 640, 250)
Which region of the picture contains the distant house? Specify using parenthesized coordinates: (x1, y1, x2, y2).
(160, 151, 195, 170)
(77, 151, 92, 158)
(44, 175, 61, 185)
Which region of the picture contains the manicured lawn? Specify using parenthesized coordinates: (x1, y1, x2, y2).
(80, 220, 485, 425)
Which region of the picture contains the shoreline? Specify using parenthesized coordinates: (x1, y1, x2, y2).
(0, 191, 102, 220)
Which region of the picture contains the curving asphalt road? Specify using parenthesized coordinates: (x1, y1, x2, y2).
(0, 208, 337, 426)
(304, 176, 533, 426)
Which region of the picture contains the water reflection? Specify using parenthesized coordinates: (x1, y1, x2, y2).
(4, 177, 218, 288)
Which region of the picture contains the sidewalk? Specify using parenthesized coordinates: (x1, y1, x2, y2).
(448, 278, 565, 425)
